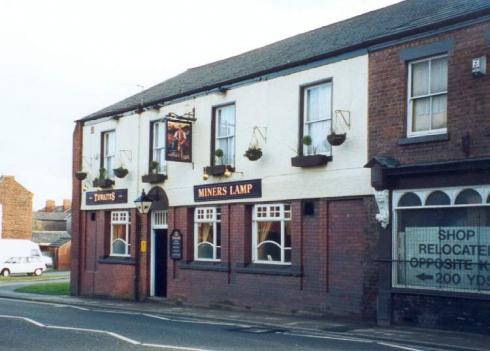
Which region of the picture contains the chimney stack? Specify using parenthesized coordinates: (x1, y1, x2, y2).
(45, 200, 56, 212)
(63, 199, 72, 211)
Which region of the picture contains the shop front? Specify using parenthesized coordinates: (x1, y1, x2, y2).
(367, 157, 490, 332)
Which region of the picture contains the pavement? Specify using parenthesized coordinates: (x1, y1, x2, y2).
(0, 272, 489, 351)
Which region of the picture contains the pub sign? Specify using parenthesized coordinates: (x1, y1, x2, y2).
(194, 179, 262, 202)
(86, 189, 128, 205)
(170, 229, 183, 260)
(166, 119, 192, 163)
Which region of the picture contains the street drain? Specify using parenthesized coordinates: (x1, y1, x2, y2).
(229, 327, 288, 334)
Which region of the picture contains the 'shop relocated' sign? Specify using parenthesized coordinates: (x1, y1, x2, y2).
(396, 226, 490, 293)
(194, 179, 262, 202)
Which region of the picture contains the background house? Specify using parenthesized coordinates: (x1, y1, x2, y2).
(0, 175, 33, 240)
(32, 199, 72, 270)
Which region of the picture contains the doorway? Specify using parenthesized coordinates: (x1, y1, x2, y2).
(151, 210, 168, 297)
(153, 229, 167, 297)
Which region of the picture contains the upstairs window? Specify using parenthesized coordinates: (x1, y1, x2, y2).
(214, 104, 235, 166)
(102, 131, 116, 179)
(407, 55, 448, 136)
(110, 211, 130, 257)
(151, 121, 166, 173)
(194, 207, 221, 261)
(302, 81, 332, 155)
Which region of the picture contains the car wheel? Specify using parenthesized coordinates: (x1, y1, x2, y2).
(34, 268, 42, 276)
(1, 269, 10, 277)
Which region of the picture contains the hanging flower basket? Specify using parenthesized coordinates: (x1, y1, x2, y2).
(113, 167, 129, 178)
(244, 147, 262, 161)
(327, 132, 346, 146)
(75, 171, 87, 181)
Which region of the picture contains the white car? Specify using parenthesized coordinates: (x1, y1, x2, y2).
(41, 255, 54, 267)
(0, 256, 47, 277)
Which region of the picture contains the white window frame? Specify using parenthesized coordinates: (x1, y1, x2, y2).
(110, 211, 130, 257)
(252, 203, 292, 265)
(392, 185, 490, 295)
(152, 121, 167, 174)
(407, 54, 448, 137)
(303, 81, 332, 156)
(194, 207, 221, 262)
(103, 130, 116, 179)
(215, 104, 236, 167)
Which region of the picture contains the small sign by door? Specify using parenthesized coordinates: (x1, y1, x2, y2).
(170, 229, 183, 260)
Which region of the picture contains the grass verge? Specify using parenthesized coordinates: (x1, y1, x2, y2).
(0, 272, 69, 283)
(15, 282, 70, 295)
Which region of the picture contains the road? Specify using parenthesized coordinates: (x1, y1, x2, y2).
(0, 298, 449, 351)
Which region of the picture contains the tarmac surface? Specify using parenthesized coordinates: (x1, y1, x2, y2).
(0, 272, 488, 351)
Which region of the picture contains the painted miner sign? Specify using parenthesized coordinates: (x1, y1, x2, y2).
(395, 227, 490, 293)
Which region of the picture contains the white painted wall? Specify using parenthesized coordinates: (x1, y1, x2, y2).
(81, 54, 371, 210)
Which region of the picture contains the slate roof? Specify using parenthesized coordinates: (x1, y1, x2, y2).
(33, 212, 68, 221)
(32, 231, 71, 247)
(80, 0, 490, 122)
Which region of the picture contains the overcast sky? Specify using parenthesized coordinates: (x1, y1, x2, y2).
(0, 0, 399, 210)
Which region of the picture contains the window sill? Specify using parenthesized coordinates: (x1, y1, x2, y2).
(142, 173, 167, 184)
(392, 287, 490, 301)
(398, 133, 449, 145)
(291, 155, 331, 168)
(235, 263, 302, 277)
(204, 165, 235, 177)
(178, 261, 229, 272)
(92, 178, 115, 188)
(98, 256, 135, 265)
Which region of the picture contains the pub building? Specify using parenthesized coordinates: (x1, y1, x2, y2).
(71, 0, 490, 327)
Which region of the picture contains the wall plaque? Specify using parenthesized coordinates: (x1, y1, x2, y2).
(86, 189, 128, 205)
(194, 179, 262, 202)
(170, 229, 183, 260)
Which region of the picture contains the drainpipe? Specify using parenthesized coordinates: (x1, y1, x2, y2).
(134, 212, 141, 301)
(134, 112, 143, 301)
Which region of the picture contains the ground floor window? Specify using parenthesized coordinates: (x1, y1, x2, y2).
(110, 211, 130, 256)
(252, 204, 291, 264)
(194, 207, 221, 261)
(393, 186, 490, 294)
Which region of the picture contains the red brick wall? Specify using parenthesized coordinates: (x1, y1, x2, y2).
(369, 22, 490, 163)
(57, 242, 71, 271)
(0, 176, 33, 240)
(166, 197, 379, 319)
(70, 122, 83, 295)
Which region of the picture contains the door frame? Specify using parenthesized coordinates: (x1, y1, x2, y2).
(150, 210, 168, 297)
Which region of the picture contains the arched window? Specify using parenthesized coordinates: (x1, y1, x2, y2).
(398, 192, 422, 207)
(455, 189, 482, 205)
(425, 191, 450, 206)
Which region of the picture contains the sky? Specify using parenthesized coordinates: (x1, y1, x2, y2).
(0, 0, 400, 210)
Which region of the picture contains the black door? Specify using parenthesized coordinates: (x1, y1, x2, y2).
(154, 229, 167, 297)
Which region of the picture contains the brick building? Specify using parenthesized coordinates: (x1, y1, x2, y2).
(0, 176, 33, 240)
(32, 199, 72, 270)
(71, 0, 490, 326)
(366, 4, 490, 331)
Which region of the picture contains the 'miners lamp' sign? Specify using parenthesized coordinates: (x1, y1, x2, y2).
(194, 179, 262, 202)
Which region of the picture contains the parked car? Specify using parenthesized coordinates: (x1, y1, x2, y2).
(0, 256, 46, 277)
(41, 255, 53, 267)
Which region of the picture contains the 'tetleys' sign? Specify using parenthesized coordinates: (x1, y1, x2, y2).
(86, 189, 128, 205)
(194, 179, 262, 202)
